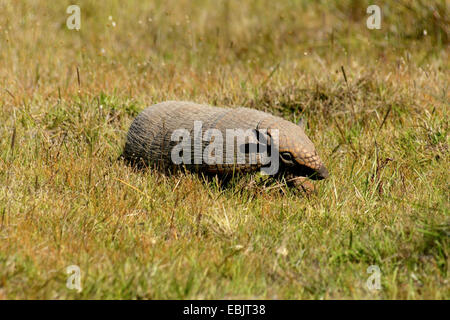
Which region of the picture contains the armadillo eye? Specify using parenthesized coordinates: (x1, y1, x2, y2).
(280, 152, 294, 163)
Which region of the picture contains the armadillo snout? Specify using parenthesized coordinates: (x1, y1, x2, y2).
(287, 161, 329, 180)
(294, 152, 329, 180)
(315, 165, 329, 180)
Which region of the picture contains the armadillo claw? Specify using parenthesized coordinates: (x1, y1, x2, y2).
(289, 177, 316, 195)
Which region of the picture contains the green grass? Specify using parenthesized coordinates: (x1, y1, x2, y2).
(0, 0, 448, 299)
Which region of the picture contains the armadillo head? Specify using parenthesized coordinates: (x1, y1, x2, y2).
(262, 117, 329, 180)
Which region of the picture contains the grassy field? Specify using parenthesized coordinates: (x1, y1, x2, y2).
(0, 0, 448, 299)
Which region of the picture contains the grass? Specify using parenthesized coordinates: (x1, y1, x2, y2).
(0, 0, 448, 299)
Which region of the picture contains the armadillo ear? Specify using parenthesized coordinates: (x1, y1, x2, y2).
(240, 142, 259, 154)
(239, 129, 270, 155)
(297, 117, 306, 130)
(253, 129, 270, 146)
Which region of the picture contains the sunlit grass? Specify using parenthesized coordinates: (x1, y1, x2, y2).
(0, 0, 448, 299)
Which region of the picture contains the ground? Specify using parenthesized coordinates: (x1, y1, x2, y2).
(0, 0, 448, 299)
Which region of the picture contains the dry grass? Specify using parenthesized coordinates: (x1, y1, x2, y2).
(0, 0, 448, 299)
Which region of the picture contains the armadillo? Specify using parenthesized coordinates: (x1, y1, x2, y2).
(123, 101, 329, 181)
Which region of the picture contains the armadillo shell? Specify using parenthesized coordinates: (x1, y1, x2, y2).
(123, 101, 278, 174)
